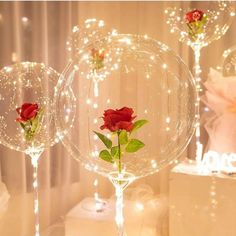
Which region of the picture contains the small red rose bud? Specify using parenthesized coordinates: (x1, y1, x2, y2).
(185, 9, 204, 23)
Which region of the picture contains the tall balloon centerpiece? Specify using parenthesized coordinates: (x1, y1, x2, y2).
(165, 1, 235, 164)
(55, 19, 196, 235)
(0, 62, 75, 236)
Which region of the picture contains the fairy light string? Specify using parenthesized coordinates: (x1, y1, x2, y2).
(193, 45, 203, 164)
(31, 154, 40, 236)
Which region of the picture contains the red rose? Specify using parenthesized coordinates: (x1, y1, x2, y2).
(91, 48, 105, 60)
(100, 107, 136, 132)
(16, 103, 39, 122)
(185, 9, 204, 23)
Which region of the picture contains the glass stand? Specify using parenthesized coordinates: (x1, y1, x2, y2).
(26, 147, 44, 236)
(109, 172, 135, 236)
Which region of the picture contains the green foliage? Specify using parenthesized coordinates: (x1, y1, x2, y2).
(111, 146, 119, 158)
(92, 54, 104, 70)
(19, 107, 44, 141)
(95, 117, 148, 166)
(131, 119, 148, 133)
(99, 150, 114, 163)
(93, 131, 112, 149)
(20, 122, 25, 129)
(125, 139, 145, 153)
(119, 130, 128, 145)
(187, 14, 208, 41)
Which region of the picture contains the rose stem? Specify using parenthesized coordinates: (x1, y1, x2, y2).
(117, 131, 122, 174)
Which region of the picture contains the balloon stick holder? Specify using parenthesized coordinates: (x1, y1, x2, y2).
(192, 44, 203, 165)
(26, 147, 44, 236)
(108, 171, 135, 236)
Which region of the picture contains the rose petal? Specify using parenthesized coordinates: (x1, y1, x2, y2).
(16, 117, 26, 122)
(117, 121, 133, 131)
(22, 104, 38, 120)
(100, 107, 135, 132)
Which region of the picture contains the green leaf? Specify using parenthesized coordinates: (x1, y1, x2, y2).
(131, 120, 148, 133)
(125, 139, 145, 153)
(31, 117, 39, 133)
(111, 146, 119, 158)
(25, 132, 33, 141)
(19, 122, 25, 129)
(31, 107, 44, 134)
(119, 130, 128, 145)
(99, 150, 113, 163)
(202, 15, 208, 24)
(94, 131, 112, 149)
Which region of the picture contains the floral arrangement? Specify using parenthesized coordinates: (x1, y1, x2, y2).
(201, 68, 236, 153)
(16, 103, 43, 141)
(91, 48, 105, 71)
(185, 9, 208, 41)
(94, 107, 148, 173)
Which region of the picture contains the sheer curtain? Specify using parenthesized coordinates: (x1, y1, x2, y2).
(0, 1, 235, 236)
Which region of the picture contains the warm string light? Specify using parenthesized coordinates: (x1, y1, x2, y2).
(209, 177, 217, 222)
(115, 183, 125, 236)
(67, 18, 119, 97)
(194, 46, 203, 165)
(165, 4, 235, 49)
(165, 3, 235, 165)
(83, 33, 174, 173)
(63, 18, 196, 236)
(0, 62, 66, 151)
(31, 155, 40, 236)
(135, 202, 144, 211)
(109, 172, 134, 236)
(0, 62, 72, 236)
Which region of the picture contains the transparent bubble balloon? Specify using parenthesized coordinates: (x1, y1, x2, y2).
(56, 21, 196, 235)
(67, 18, 118, 62)
(0, 62, 72, 152)
(165, 1, 235, 50)
(56, 35, 196, 178)
(165, 1, 235, 164)
(0, 62, 75, 236)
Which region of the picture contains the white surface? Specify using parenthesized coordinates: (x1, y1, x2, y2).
(170, 160, 236, 236)
(65, 197, 160, 236)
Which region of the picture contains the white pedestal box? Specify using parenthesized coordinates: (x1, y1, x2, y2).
(65, 197, 161, 236)
(169, 161, 236, 236)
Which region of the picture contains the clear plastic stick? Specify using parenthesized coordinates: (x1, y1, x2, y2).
(194, 45, 203, 164)
(27, 148, 43, 236)
(109, 172, 134, 236)
(115, 184, 125, 236)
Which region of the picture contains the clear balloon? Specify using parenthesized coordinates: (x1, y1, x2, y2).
(56, 20, 196, 236)
(0, 61, 75, 236)
(165, 1, 235, 50)
(0, 62, 74, 153)
(165, 1, 235, 164)
(56, 33, 196, 179)
(67, 18, 118, 62)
